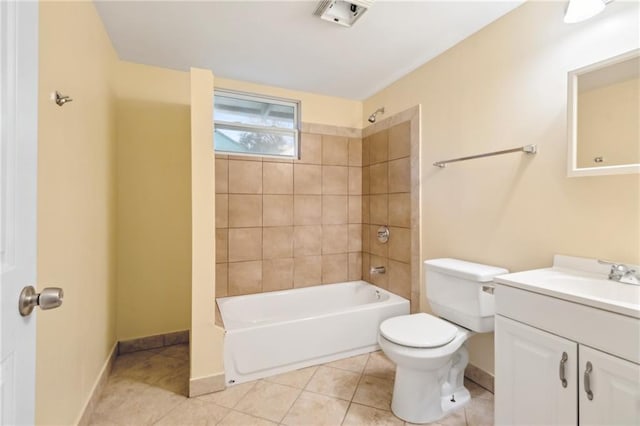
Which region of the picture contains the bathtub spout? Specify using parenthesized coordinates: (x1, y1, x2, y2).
(370, 266, 386, 274)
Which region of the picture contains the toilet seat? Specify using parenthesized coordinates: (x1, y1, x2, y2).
(379, 313, 458, 348)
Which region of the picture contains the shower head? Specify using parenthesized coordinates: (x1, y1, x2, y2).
(368, 107, 385, 123)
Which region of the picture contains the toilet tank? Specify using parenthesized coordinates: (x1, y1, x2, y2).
(424, 258, 508, 333)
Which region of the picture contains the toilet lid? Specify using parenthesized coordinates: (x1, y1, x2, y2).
(380, 313, 458, 348)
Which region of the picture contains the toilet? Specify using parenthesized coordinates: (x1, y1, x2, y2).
(378, 258, 508, 424)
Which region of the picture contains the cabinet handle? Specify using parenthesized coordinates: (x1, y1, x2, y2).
(584, 361, 594, 401)
(559, 352, 568, 388)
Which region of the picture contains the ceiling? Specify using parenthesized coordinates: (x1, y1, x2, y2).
(95, 1, 525, 100)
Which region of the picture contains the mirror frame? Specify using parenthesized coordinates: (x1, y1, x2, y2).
(567, 48, 640, 177)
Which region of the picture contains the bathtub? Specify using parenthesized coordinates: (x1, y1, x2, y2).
(216, 280, 409, 385)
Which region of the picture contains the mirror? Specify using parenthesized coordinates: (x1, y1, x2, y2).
(567, 49, 640, 177)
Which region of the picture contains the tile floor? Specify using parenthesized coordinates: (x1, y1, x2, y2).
(89, 344, 494, 426)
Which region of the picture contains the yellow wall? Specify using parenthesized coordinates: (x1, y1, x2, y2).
(216, 77, 362, 129)
(115, 61, 192, 340)
(364, 1, 640, 375)
(37, 1, 118, 424)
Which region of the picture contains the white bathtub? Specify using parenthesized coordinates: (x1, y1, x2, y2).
(216, 280, 409, 385)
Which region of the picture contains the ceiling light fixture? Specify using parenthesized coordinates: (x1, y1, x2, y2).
(314, 0, 374, 28)
(564, 0, 607, 23)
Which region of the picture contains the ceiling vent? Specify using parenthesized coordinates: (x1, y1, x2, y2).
(314, 0, 374, 27)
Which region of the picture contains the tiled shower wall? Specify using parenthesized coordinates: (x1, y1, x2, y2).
(215, 128, 363, 297)
(361, 121, 413, 301)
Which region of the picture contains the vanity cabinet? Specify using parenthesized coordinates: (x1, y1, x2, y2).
(496, 315, 640, 425)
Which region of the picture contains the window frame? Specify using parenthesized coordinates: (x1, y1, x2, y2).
(213, 89, 301, 160)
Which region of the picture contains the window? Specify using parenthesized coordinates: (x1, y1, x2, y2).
(213, 90, 300, 158)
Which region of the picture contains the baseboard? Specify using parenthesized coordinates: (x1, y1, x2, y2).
(76, 342, 118, 426)
(118, 330, 189, 355)
(465, 363, 494, 393)
(189, 372, 226, 397)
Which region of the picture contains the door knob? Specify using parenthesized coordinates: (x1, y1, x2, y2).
(18, 285, 64, 316)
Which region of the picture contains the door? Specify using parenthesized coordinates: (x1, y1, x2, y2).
(1, 1, 39, 424)
(495, 315, 578, 426)
(579, 345, 640, 426)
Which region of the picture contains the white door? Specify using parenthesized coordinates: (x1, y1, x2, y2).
(495, 315, 578, 426)
(579, 345, 640, 426)
(1, 1, 39, 424)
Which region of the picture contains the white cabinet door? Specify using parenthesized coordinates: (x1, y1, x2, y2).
(579, 345, 640, 426)
(495, 315, 578, 426)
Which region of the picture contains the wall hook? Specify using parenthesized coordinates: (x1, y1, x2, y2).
(52, 91, 73, 107)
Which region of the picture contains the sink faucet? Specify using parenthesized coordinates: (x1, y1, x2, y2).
(598, 260, 640, 285)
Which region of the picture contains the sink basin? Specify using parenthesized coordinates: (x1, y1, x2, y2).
(495, 255, 640, 318)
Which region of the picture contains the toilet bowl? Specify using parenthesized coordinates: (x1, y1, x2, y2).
(378, 258, 508, 424)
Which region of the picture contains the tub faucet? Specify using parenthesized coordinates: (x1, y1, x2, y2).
(370, 266, 386, 275)
(598, 260, 640, 285)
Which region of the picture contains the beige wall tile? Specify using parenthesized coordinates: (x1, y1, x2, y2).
(348, 224, 362, 252)
(348, 253, 362, 281)
(322, 166, 349, 195)
(369, 163, 388, 194)
(322, 254, 348, 284)
(228, 260, 262, 295)
(368, 255, 388, 289)
(369, 225, 388, 258)
(322, 225, 349, 254)
(299, 133, 322, 165)
(388, 193, 411, 228)
(362, 224, 370, 253)
(228, 228, 262, 262)
(322, 135, 349, 166)
(263, 258, 294, 292)
(348, 196, 362, 224)
(362, 253, 370, 282)
(322, 196, 348, 225)
(369, 195, 388, 225)
(263, 226, 294, 259)
(362, 136, 370, 167)
(369, 130, 388, 164)
(215, 158, 229, 194)
(362, 195, 370, 224)
(216, 263, 228, 298)
(294, 225, 322, 256)
(263, 195, 293, 226)
(388, 227, 411, 263)
(388, 121, 411, 161)
(388, 260, 411, 300)
(388, 158, 410, 193)
(294, 256, 322, 288)
(263, 162, 293, 194)
(294, 164, 322, 195)
(216, 229, 228, 263)
(348, 167, 362, 195)
(228, 194, 262, 227)
(348, 138, 362, 167)
(216, 194, 228, 228)
(228, 160, 263, 194)
(228, 154, 261, 162)
(294, 195, 322, 225)
(361, 166, 370, 195)
(215, 154, 229, 160)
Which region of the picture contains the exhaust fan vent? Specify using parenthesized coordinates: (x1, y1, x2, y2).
(314, 0, 374, 27)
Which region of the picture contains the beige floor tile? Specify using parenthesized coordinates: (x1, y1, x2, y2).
(264, 366, 317, 389)
(439, 407, 468, 426)
(88, 413, 121, 426)
(217, 411, 278, 426)
(150, 344, 189, 361)
(464, 379, 494, 401)
(94, 378, 186, 425)
(343, 403, 404, 426)
(281, 391, 349, 426)
(305, 366, 360, 400)
(234, 381, 301, 422)
(324, 353, 369, 373)
(465, 397, 493, 426)
(196, 381, 257, 409)
(352, 375, 394, 411)
(364, 351, 396, 381)
(153, 398, 229, 425)
(110, 350, 157, 377)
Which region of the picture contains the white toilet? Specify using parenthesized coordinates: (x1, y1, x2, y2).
(378, 258, 508, 424)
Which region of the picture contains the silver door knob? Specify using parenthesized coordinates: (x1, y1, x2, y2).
(18, 285, 64, 316)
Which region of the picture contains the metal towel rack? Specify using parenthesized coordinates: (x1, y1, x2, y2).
(433, 144, 537, 168)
